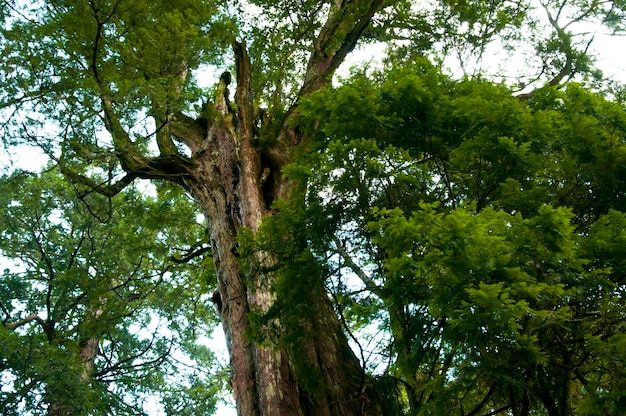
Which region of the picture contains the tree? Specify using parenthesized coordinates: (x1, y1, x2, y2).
(272, 62, 626, 415)
(0, 171, 223, 415)
(0, 0, 625, 415)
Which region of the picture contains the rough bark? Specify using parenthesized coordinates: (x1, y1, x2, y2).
(177, 3, 385, 413)
(177, 43, 383, 415)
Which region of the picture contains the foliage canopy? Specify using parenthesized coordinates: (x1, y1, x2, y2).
(0, 172, 224, 415)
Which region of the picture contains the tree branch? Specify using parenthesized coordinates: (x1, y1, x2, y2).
(0, 301, 10, 324)
(234, 41, 254, 141)
(85, 2, 198, 188)
(169, 111, 206, 154)
(481, 404, 512, 416)
(61, 164, 138, 198)
(543, 3, 574, 88)
(170, 244, 212, 264)
(332, 237, 381, 295)
(465, 383, 498, 416)
(3, 313, 45, 330)
(101, 97, 151, 172)
(518, 1, 577, 100)
(94, 332, 173, 380)
(301, 0, 386, 95)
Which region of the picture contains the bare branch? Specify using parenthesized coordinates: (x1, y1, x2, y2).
(332, 237, 381, 295)
(3, 313, 45, 330)
(170, 245, 212, 264)
(94, 332, 173, 380)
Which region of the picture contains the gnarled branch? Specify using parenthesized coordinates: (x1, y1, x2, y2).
(301, 0, 386, 95)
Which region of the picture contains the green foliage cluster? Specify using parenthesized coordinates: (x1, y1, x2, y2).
(0, 171, 223, 415)
(250, 61, 626, 414)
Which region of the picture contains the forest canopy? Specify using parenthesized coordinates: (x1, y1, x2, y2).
(1, 0, 625, 415)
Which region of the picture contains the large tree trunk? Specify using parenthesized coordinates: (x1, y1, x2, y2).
(84, 1, 387, 413)
(188, 146, 383, 416)
(178, 43, 383, 416)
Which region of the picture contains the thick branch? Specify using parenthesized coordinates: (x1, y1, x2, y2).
(169, 111, 206, 154)
(301, 0, 386, 95)
(83, 3, 195, 189)
(155, 117, 179, 156)
(157, 59, 193, 155)
(234, 41, 269, 228)
(3, 313, 45, 330)
(100, 100, 194, 184)
(543, 3, 574, 88)
(234, 41, 254, 138)
(85, 1, 197, 188)
(61, 165, 138, 198)
(101, 97, 150, 172)
(326, 0, 386, 78)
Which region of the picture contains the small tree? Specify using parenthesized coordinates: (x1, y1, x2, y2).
(0, 171, 222, 415)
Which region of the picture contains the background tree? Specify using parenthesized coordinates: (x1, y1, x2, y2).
(1, 0, 625, 415)
(0, 171, 223, 415)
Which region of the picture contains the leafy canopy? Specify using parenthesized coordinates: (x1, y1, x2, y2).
(1, 0, 626, 415)
(250, 61, 626, 414)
